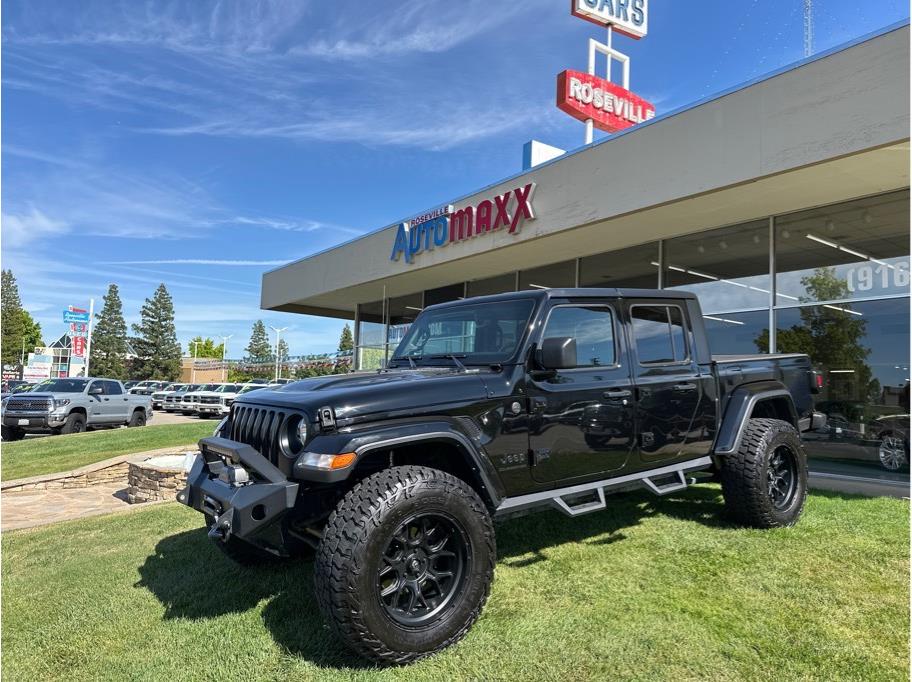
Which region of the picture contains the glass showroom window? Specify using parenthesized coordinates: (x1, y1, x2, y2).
(775, 190, 910, 304)
(702, 310, 770, 354)
(777, 298, 910, 480)
(578, 242, 660, 289)
(665, 219, 771, 312)
(519, 260, 577, 290)
(356, 300, 387, 370)
(386, 293, 424, 360)
(466, 273, 517, 298)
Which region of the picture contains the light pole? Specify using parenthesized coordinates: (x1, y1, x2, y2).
(191, 340, 201, 383)
(220, 334, 233, 382)
(269, 326, 287, 382)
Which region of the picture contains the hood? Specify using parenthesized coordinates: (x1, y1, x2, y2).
(6, 392, 63, 401)
(232, 368, 494, 420)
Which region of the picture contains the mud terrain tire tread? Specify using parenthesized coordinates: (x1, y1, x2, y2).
(314, 465, 495, 665)
(720, 417, 808, 529)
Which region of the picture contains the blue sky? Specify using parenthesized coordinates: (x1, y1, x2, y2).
(2, 0, 908, 358)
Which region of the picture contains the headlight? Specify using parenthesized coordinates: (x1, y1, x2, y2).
(54, 398, 71, 408)
(214, 416, 228, 437)
(299, 451, 356, 470)
(296, 418, 309, 445)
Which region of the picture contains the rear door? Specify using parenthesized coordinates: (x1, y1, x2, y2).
(104, 381, 130, 422)
(527, 300, 637, 483)
(624, 301, 710, 466)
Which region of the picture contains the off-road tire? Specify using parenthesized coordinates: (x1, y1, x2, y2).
(315, 465, 496, 665)
(204, 517, 282, 567)
(128, 410, 146, 428)
(720, 418, 807, 528)
(60, 412, 86, 435)
(1, 425, 25, 441)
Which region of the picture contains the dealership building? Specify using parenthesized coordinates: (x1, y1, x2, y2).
(263, 23, 910, 494)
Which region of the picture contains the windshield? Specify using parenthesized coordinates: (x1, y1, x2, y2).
(11, 384, 34, 393)
(392, 299, 535, 366)
(213, 384, 240, 393)
(198, 384, 220, 392)
(32, 379, 90, 393)
(238, 385, 264, 394)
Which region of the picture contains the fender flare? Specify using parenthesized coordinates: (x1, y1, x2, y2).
(293, 420, 506, 507)
(713, 380, 799, 456)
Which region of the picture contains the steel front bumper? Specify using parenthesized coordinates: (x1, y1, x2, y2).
(177, 436, 299, 556)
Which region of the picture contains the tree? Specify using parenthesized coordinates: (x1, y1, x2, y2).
(338, 323, 354, 353)
(131, 284, 181, 381)
(245, 320, 272, 362)
(755, 267, 878, 403)
(1, 270, 26, 364)
(277, 338, 290, 363)
(90, 284, 129, 379)
(19, 311, 43, 357)
(187, 337, 225, 359)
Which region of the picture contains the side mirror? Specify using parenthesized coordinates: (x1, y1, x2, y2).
(88, 385, 103, 395)
(539, 337, 577, 370)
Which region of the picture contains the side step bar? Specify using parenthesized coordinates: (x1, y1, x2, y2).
(495, 456, 713, 519)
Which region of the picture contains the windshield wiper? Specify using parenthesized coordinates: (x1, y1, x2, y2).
(390, 354, 421, 369)
(428, 354, 468, 372)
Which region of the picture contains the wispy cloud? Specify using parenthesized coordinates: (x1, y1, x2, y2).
(99, 258, 288, 266)
(3, 0, 548, 151)
(2, 208, 70, 248)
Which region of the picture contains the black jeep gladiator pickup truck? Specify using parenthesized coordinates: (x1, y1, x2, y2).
(178, 288, 824, 664)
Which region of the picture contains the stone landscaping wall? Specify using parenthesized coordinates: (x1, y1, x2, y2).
(125, 461, 188, 504)
(2, 461, 130, 492)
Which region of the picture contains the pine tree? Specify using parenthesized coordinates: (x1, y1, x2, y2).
(1, 270, 27, 364)
(245, 320, 272, 362)
(277, 338, 290, 362)
(338, 323, 354, 353)
(131, 284, 181, 380)
(90, 284, 129, 379)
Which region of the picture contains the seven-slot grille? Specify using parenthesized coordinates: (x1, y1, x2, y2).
(182, 395, 194, 403)
(199, 396, 220, 405)
(165, 395, 179, 404)
(227, 404, 293, 466)
(6, 398, 53, 412)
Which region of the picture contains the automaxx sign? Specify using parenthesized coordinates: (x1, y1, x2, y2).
(391, 183, 536, 264)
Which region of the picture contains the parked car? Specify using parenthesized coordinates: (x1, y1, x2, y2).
(129, 380, 169, 397)
(163, 384, 201, 412)
(151, 383, 188, 410)
(179, 383, 223, 415)
(1, 377, 153, 440)
(803, 401, 910, 472)
(196, 383, 245, 418)
(872, 414, 910, 471)
(123, 380, 140, 390)
(179, 288, 824, 664)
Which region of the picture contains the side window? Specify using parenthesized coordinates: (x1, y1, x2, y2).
(542, 306, 616, 367)
(631, 305, 689, 365)
(88, 381, 102, 395)
(104, 381, 123, 395)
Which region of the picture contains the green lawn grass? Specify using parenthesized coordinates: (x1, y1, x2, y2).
(1, 422, 215, 481)
(2, 486, 908, 681)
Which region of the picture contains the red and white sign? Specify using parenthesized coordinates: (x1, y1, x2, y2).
(571, 0, 648, 39)
(71, 336, 86, 357)
(557, 70, 654, 133)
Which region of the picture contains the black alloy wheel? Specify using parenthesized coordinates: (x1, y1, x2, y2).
(378, 513, 469, 627)
(766, 445, 798, 509)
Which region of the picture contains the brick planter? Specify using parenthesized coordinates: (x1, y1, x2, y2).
(126, 454, 194, 504)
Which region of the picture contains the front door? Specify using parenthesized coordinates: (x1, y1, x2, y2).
(103, 380, 130, 422)
(528, 302, 636, 484)
(625, 301, 707, 466)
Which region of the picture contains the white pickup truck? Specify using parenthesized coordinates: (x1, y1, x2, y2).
(1, 377, 153, 441)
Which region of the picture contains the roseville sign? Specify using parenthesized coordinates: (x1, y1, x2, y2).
(559, 0, 654, 140)
(571, 0, 648, 39)
(557, 70, 655, 132)
(391, 184, 536, 264)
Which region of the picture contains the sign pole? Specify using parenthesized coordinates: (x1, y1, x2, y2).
(84, 298, 95, 377)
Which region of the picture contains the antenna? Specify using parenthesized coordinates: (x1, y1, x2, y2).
(803, 0, 813, 57)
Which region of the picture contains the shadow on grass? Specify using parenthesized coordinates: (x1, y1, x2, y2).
(136, 484, 733, 666)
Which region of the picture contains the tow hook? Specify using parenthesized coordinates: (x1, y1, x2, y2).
(207, 509, 232, 542)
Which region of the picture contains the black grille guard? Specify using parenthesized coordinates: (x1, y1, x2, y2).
(177, 436, 299, 554)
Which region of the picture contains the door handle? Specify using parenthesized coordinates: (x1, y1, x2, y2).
(603, 389, 632, 400)
(103, 398, 110, 401)
(673, 383, 697, 392)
